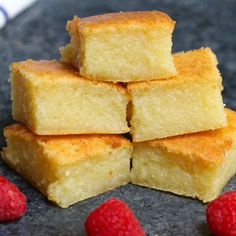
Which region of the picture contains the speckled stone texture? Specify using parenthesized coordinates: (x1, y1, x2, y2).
(0, 0, 235, 235)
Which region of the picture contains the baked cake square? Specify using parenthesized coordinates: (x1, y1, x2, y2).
(131, 109, 236, 202)
(10, 60, 130, 135)
(2, 123, 133, 208)
(128, 48, 227, 141)
(62, 11, 177, 82)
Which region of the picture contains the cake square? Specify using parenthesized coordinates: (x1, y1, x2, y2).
(62, 11, 177, 82)
(131, 109, 236, 202)
(128, 48, 227, 141)
(2, 123, 133, 208)
(10, 60, 130, 135)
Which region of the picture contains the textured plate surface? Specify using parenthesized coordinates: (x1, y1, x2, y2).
(0, 0, 236, 235)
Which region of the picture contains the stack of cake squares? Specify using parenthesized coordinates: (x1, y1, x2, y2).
(2, 11, 236, 208)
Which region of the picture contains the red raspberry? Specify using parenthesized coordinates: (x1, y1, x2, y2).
(0, 176, 27, 221)
(85, 197, 146, 236)
(206, 191, 236, 236)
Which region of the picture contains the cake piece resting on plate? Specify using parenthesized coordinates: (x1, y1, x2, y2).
(61, 11, 177, 82)
(10, 60, 130, 135)
(128, 48, 227, 141)
(2, 123, 133, 208)
(131, 108, 236, 202)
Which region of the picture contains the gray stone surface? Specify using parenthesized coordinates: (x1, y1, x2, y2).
(0, 0, 235, 235)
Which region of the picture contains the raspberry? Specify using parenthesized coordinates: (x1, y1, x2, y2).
(85, 197, 146, 236)
(206, 191, 236, 236)
(0, 176, 27, 221)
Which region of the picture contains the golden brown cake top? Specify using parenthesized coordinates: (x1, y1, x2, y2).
(128, 48, 222, 90)
(67, 11, 175, 33)
(136, 109, 236, 167)
(11, 59, 80, 79)
(4, 123, 132, 165)
(174, 47, 218, 78)
(10, 60, 127, 92)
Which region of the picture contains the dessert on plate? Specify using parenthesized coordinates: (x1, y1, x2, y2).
(1, 10, 235, 217)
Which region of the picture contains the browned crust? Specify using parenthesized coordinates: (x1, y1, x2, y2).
(173, 47, 219, 78)
(10, 60, 128, 93)
(66, 11, 175, 33)
(4, 123, 133, 151)
(135, 109, 236, 167)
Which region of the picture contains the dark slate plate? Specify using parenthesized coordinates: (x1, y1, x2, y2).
(0, 0, 235, 235)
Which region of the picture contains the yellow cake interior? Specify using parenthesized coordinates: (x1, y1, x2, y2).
(2, 124, 133, 208)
